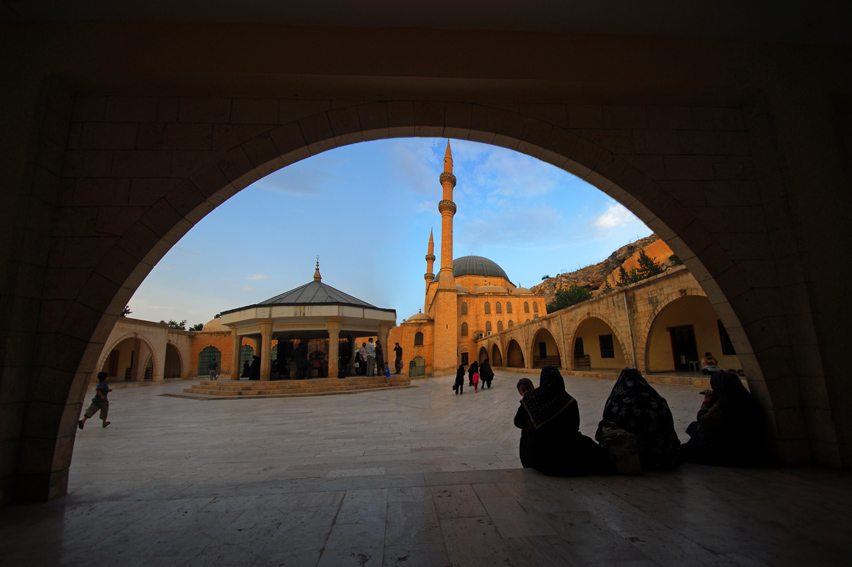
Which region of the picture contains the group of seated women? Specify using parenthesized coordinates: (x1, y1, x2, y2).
(514, 365, 766, 476)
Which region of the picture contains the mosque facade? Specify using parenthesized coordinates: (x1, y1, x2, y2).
(387, 142, 546, 377)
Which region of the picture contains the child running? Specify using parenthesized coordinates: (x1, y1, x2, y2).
(473, 370, 480, 392)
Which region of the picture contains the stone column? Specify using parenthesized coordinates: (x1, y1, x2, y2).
(326, 317, 344, 380)
(379, 322, 392, 374)
(258, 319, 273, 381)
(229, 326, 241, 381)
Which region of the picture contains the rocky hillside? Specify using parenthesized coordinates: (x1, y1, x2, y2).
(531, 235, 676, 305)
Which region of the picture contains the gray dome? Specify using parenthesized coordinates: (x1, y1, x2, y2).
(451, 256, 509, 279)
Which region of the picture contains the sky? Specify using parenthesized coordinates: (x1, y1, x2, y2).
(128, 138, 652, 327)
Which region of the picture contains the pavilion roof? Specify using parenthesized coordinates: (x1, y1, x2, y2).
(221, 280, 378, 315)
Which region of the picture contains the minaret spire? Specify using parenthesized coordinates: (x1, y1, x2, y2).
(438, 140, 457, 278)
(313, 256, 322, 282)
(424, 229, 436, 303)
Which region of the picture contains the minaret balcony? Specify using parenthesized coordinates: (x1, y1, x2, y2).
(438, 200, 457, 215)
(439, 172, 456, 187)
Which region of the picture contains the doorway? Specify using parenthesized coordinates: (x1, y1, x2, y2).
(669, 326, 698, 371)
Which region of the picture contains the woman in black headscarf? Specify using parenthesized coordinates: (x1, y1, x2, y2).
(479, 358, 494, 389)
(598, 367, 681, 469)
(680, 371, 766, 466)
(454, 363, 465, 395)
(467, 360, 478, 386)
(514, 366, 611, 476)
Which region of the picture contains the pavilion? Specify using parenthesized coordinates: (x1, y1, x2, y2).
(218, 262, 396, 381)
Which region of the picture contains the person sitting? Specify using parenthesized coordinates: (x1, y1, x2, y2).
(513, 366, 611, 476)
(701, 352, 719, 375)
(680, 372, 766, 466)
(598, 368, 681, 469)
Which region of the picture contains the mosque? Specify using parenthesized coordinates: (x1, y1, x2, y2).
(388, 142, 546, 377)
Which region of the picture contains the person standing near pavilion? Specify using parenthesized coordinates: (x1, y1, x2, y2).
(375, 340, 385, 377)
(365, 337, 376, 376)
(394, 342, 403, 374)
(358, 342, 368, 376)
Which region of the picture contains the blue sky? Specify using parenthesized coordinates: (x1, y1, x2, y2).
(129, 138, 652, 326)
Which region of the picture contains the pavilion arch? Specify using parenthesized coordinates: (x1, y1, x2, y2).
(644, 294, 743, 374)
(570, 314, 629, 371)
(491, 344, 504, 367)
(16, 95, 821, 503)
(531, 328, 561, 369)
(506, 339, 525, 368)
(97, 333, 160, 383)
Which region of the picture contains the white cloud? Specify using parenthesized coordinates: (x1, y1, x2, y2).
(593, 203, 640, 229)
(246, 274, 267, 280)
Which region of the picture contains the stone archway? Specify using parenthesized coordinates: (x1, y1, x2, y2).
(4, 88, 837, 501)
(491, 344, 504, 367)
(97, 333, 160, 383)
(569, 314, 630, 371)
(530, 328, 561, 368)
(506, 339, 525, 368)
(164, 343, 183, 379)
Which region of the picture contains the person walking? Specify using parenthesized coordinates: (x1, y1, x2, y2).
(208, 358, 219, 380)
(393, 342, 403, 374)
(454, 363, 465, 395)
(78, 372, 112, 430)
(365, 338, 376, 377)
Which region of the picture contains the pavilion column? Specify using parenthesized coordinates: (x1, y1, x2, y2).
(229, 326, 241, 381)
(379, 322, 391, 373)
(326, 317, 344, 380)
(258, 319, 273, 381)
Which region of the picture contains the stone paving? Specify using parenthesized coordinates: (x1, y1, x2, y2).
(2, 371, 850, 566)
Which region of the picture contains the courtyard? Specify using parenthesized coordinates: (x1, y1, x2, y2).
(2, 371, 850, 566)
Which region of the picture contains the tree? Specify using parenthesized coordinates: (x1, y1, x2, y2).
(636, 249, 664, 279)
(121, 305, 132, 317)
(160, 319, 187, 330)
(617, 265, 630, 287)
(669, 254, 683, 266)
(214, 312, 222, 319)
(189, 323, 204, 331)
(600, 277, 613, 295)
(546, 285, 593, 313)
(541, 275, 551, 280)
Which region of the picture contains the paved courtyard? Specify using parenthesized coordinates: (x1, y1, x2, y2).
(2, 371, 851, 566)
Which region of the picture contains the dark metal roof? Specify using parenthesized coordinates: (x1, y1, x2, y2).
(222, 280, 382, 315)
(442, 255, 509, 280)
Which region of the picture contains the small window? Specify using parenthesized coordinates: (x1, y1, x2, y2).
(533, 314, 539, 319)
(461, 322, 468, 337)
(486, 321, 492, 332)
(524, 302, 530, 313)
(508, 320, 514, 328)
(717, 320, 736, 355)
(414, 332, 423, 346)
(484, 302, 491, 315)
(496, 302, 502, 314)
(533, 302, 539, 313)
(497, 321, 504, 332)
(461, 352, 469, 365)
(507, 302, 513, 314)
(461, 302, 468, 316)
(599, 334, 615, 359)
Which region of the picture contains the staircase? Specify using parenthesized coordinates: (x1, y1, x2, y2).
(178, 375, 413, 399)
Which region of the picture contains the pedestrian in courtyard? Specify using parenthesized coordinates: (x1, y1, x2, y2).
(454, 363, 465, 394)
(241, 360, 251, 378)
(78, 372, 112, 430)
(358, 342, 368, 376)
(383, 362, 391, 383)
(480, 358, 494, 389)
(208, 357, 219, 380)
(515, 378, 535, 467)
(365, 338, 376, 376)
(472, 369, 480, 392)
(513, 366, 611, 476)
(375, 340, 384, 376)
(394, 342, 403, 374)
(468, 360, 478, 386)
(597, 367, 681, 470)
(680, 371, 766, 467)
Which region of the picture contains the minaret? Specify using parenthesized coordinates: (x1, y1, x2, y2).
(432, 140, 460, 375)
(424, 229, 435, 307)
(438, 140, 457, 283)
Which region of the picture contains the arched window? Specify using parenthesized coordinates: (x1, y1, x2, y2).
(507, 302, 513, 314)
(533, 302, 539, 313)
(486, 321, 492, 332)
(484, 302, 491, 314)
(461, 323, 468, 337)
(198, 345, 221, 376)
(508, 320, 514, 328)
(524, 302, 530, 313)
(496, 302, 502, 314)
(460, 302, 468, 316)
(414, 332, 423, 346)
(497, 320, 504, 332)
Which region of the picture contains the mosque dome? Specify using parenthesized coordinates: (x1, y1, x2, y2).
(476, 285, 507, 294)
(451, 256, 509, 279)
(513, 287, 534, 295)
(456, 284, 469, 294)
(406, 311, 433, 322)
(200, 318, 227, 332)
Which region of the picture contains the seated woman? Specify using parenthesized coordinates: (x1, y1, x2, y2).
(513, 366, 611, 476)
(701, 352, 719, 375)
(681, 371, 766, 466)
(599, 368, 681, 469)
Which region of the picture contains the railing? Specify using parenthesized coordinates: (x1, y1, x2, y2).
(574, 355, 591, 369)
(533, 355, 561, 368)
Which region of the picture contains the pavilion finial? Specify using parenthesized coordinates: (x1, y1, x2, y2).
(313, 255, 322, 282)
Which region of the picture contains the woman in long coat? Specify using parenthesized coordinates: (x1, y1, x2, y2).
(479, 359, 494, 389)
(454, 364, 466, 395)
(467, 360, 479, 387)
(599, 367, 681, 469)
(514, 366, 611, 476)
(681, 371, 766, 466)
